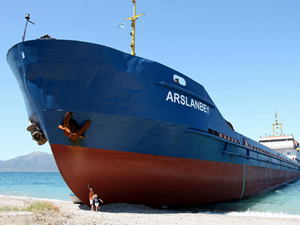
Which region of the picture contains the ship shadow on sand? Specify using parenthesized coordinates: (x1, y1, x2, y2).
(78, 203, 185, 214)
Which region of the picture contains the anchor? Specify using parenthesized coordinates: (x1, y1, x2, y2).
(27, 121, 48, 145)
(58, 111, 91, 141)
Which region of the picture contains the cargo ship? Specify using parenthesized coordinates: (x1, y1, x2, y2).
(7, 1, 300, 207)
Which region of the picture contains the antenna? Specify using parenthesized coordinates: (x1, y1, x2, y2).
(22, 14, 35, 42)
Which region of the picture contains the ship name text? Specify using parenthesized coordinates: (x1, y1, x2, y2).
(165, 91, 209, 114)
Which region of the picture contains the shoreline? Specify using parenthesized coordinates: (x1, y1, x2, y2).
(0, 194, 71, 203)
(1, 196, 300, 224)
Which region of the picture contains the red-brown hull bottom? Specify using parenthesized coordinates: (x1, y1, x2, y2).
(51, 144, 300, 207)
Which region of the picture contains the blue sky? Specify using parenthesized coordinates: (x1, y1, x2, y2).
(0, 0, 299, 160)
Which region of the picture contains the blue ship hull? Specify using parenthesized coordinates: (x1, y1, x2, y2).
(7, 39, 300, 207)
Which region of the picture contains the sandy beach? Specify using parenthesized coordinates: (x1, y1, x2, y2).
(0, 195, 300, 225)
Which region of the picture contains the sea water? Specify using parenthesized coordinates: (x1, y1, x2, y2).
(0, 172, 71, 202)
(188, 178, 300, 217)
(0, 172, 300, 217)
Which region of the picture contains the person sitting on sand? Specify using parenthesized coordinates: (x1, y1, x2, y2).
(92, 194, 103, 212)
(87, 184, 94, 211)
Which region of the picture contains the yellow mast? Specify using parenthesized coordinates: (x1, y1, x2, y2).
(125, 0, 145, 55)
(272, 111, 283, 136)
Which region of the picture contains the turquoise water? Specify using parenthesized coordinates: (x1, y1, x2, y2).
(0, 172, 71, 202)
(190, 178, 300, 217)
(217, 181, 300, 215)
(0, 172, 300, 216)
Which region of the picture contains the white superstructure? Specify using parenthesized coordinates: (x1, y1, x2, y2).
(259, 112, 300, 162)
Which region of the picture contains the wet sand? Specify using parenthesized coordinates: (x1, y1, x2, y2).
(0, 195, 299, 225)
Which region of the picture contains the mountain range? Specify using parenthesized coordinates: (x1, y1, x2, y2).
(0, 151, 59, 172)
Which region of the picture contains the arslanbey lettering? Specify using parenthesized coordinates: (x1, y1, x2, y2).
(165, 91, 209, 114)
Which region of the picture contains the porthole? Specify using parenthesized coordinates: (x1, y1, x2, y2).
(21, 51, 25, 59)
(173, 74, 186, 86)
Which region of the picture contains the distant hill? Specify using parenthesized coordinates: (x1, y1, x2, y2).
(0, 151, 59, 172)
